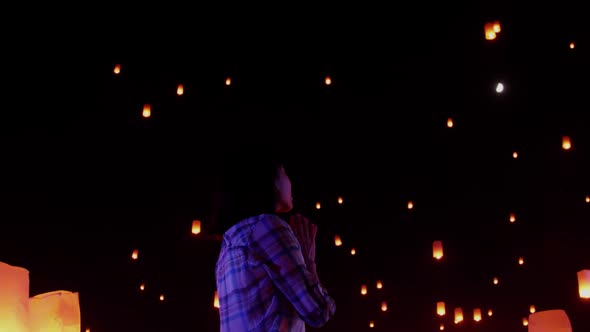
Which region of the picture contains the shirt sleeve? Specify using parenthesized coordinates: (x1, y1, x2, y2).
(250, 214, 336, 328)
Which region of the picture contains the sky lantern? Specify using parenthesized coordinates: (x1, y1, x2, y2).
(315, 202, 321, 209)
(337, 196, 343, 204)
(350, 248, 356, 255)
(530, 305, 536, 313)
(492, 20, 501, 33)
(213, 291, 219, 308)
(439, 323, 444, 330)
(324, 76, 332, 85)
(0, 261, 29, 332)
(381, 301, 388, 311)
(562, 136, 572, 150)
(454, 308, 464, 324)
(496, 82, 504, 93)
(493, 277, 499, 285)
(585, 195, 590, 203)
(484, 22, 496, 40)
(569, 42, 575, 49)
(191, 220, 201, 235)
(446, 118, 453, 128)
(488, 309, 493, 316)
(176, 83, 184, 96)
(361, 285, 367, 295)
(513, 151, 518, 159)
(225, 77, 231, 86)
(473, 308, 482, 322)
(528, 309, 572, 331)
(140, 283, 145, 291)
(376, 280, 383, 289)
(407, 200, 414, 209)
(113, 64, 121, 75)
(334, 235, 342, 246)
(159, 294, 165, 301)
(142, 104, 151, 118)
(433, 240, 443, 260)
(369, 321, 374, 328)
(518, 257, 525, 265)
(578, 270, 590, 299)
(29, 290, 81, 332)
(509, 213, 516, 223)
(523, 317, 529, 326)
(131, 249, 139, 260)
(437, 301, 446, 316)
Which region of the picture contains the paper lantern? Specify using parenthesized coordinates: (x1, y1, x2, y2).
(113, 64, 121, 75)
(315, 202, 321, 210)
(578, 269, 590, 299)
(334, 235, 342, 246)
(380, 301, 387, 311)
(225, 77, 231, 86)
(213, 291, 219, 308)
(350, 248, 356, 255)
(562, 136, 572, 150)
(432, 240, 443, 260)
(324, 76, 332, 85)
(0, 261, 30, 332)
(439, 323, 444, 330)
(361, 285, 367, 295)
(191, 220, 201, 235)
(436, 301, 446, 316)
(446, 118, 453, 128)
(131, 249, 139, 260)
(487, 309, 493, 316)
(484, 22, 496, 40)
(528, 309, 572, 332)
(337, 196, 343, 204)
(142, 104, 151, 118)
(454, 307, 463, 323)
(176, 84, 184, 96)
(29, 290, 81, 332)
(376, 280, 383, 289)
(523, 317, 529, 326)
(530, 305, 536, 313)
(473, 308, 482, 322)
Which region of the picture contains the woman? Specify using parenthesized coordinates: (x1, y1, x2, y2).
(213, 144, 336, 331)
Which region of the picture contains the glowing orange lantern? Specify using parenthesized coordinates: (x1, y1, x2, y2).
(369, 321, 374, 328)
(585, 195, 589, 203)
(433, 240, 443, 260)
(488, 309, 493, 316)
(337, 196, 343, 204)
(381, 301, 387, 311)
(376, 280, 383, 289)
(361, 285, 367, 295)
(159, 294, 165, 301)
(446, 118, 453, 128)
(213, 290, 219, 308)
(324, 76, 331, 85)
(113, 64, 121, 75)
(176, 84, 184, 96)
(437, 301, 446, 316)
(484, 22, 496, 40)
(350, 248, 356, 255)
(509, 213, 516, 223)
(0, 261, 29, 332)
(493, 20, 501, 33)
(523, 317, 529, 326)
(454, 307, 463, 323)
(191, 220, 201, 235)
(473, 308, 482, 322)
(30, 290, 81, 332)
(407, 201, 414, 209)
(530, 305, 536, 313)
(562, 136, 572, 150)
(142, 104, 151, 118)
(315, 202, 321, 209)
(513, 151, 518, 158)
(569, 42, 575, 49)
(225, 77, 231, 86)
(131, 249, 139, 260)
(493, 277, 499, 285)
(578, 269, 590, 299)
(334, 235, 342, 246)
(518, 257, 525, 265)
(439, 323, 445, 330)
(140, 283, 145, 291)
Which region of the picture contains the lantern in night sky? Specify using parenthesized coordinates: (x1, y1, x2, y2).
(528, 309, 572, 332)
(473, 308, 482, 322)
(361, 285, 367, 295)
(433, 240, 443, 260)
(131, 249, 139, 260)
(213, 291, 219, 308)
(142, 104, 151, 118)
(437, 301, 446, 316)
(484, 22, 497, 40)
(0, 261, 29, 332)
(337, 196, 343, 204)
(454, 307, 463, 323)
(381, 301, 387, 311)
(530, 305, 536, 313)
(225, 77, 231, 86)
(562, 136, 572, 150)
(578, 270, 590, 299)
(324, 76, 332, 85)
(30, 291, 81, 332)
(191, 220, 201, 235)
(376, 280, 383, 289)
(176, 83, 184, 96)
(334, 235, 342, 246)
(113, 64, 121, 75)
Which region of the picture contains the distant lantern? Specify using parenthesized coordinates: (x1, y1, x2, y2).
(523, 317, 529, 326)
(492, 20, 501, 33)
(433, 240, 444, 260)
(518, 257, 525, 265)
(439, 323, 445, 330)
(176, 84, 184, 96)
(437, 301, 446, 316)
(530, 305, 536, 313)
(454, 308, 464, 324)
(488, 309, 493, 316)
(578, 270, 590, 299)
(324, 76, 332, 85)
(407, 201, 414, 209)
(473, 308, 482, 322)
(570, 42, 575, 49)
(350, 248, 356, 255)
(337, 196, 343, 204)
(562, 136, 572, 150)
(139, 283, 145, 291)
(131, 249, 139, 260)
(509, 213, 516, 223)
(213, 290, 220, 308)
(191, 220, 201, 235)
(585, 195, 590, 203)
(446, 118, 453, 128)
(334, 235, 342, 246)
(142, 104, 151, 118)
(159, 294, 165, 301)
(369, 321, 374, 328)
(496, 82, 504, 93)
(86, 329, 90, 332)
(315, 202, 321, 209)
(361, 284, 368, 295)
(376, 280, 383, 289)
(225, 77, 231, 86)
(493, 277, 499, 285)
(381, 301, 388, 311)
(113, 64, 121, 75)
(484, 22, 497, 40)
(513, 151, 518, 159)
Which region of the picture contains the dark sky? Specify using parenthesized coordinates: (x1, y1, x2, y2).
(1, 2, 589, 332)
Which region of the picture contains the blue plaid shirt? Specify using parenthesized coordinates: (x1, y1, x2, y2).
(215, 214, 336, 331)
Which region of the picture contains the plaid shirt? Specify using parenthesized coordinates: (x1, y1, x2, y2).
(215, 214, 336, 332)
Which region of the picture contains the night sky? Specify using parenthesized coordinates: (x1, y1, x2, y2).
(1, 2, 589, 331)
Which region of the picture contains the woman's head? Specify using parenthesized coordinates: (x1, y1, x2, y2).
(212, 143, 293, 233)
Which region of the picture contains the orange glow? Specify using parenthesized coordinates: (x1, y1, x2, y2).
(473, 308, 482, 322)
(337, 196, 343, 204)
(585, 195, 590, 203)
(324, 76, 332, 85)
(518, 257, 524, 265)
(225, 77, 231, 86)
(350, 248, 356, 255)
(493, 277, 499, 285)
(488, 309, 493, 316)
(433, 240, 443, 260)
(315, 202, 321, 209)
(86, 329, 91, 332)
(30, 290, 81, 332)
(484, 22, 496, 40)
(509, 213, 516, 223)
(492, 21, 501, 33)
(439, 323, 445, 330)
(142, 104, 151, 118)
(113, 64, 121, 74)
(454, 307, 464, 324)
(191, 220, 201, 235)
(213, 291, 219, 308)
(159, 294, 165, 301)
(578, 270, 590, 299)
(140, 283, 145, 291)
(334, 235, 342, 246)
(176, 84, 184, 96)
(369, 321, 374, 328)
(131, 249, 139, 260)
(446, 118, 454, 128)
(570, 42, 575, 49)
(530, 305, 536, 313)
(361, 285, 367, 295)
(562, 136, 572, 150)
(513, 151, 518, 158)
(522, 317, 529, 326)
(376, 280, 383, 289)
(0, 261, 29, 331)
(437, 301, 446, 316)
(381, 301, 388, 311)
(407, 201, 414, 209)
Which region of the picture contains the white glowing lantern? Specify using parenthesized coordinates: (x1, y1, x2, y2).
(30, 290, 81, 332)
(376, 280, 383, 289)
(213, 290, 220, 308)
(334, 235, 342, 246)
(225, 77, 231, 86)
(142, 104, 151, 118)
(350, 248, 356, 255)
(191, 220, 201, 235)
(513, 151, 518, 159)
(176, 84, 184, 96)
(484, 22, 496, 40)
(523, 317, 529, 326)
(578, 269, 590, 299)
(381, 301, 387, 311)
(324, 76, 332, 85)
(454, 307, 463, 324)
(315, 202, 321, 209)
(113, 64, 121, 75)
(496, 82, 504, 93)
(473, 308, 482, 322)
(436, 301, 446, 316)
(433, 240, 443, 260)
(562, 136, 572, 150)
(530, 305, 536, 313)
(0, 261, 29, 332)
(337, 196, 343, 204)
(159, 294, 165, 301)
(361, 285, 367, 295)
(446, 118, 453, 128)
(131, 249, 139, 260)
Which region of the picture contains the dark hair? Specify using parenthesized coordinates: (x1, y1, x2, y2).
(211, 143, 287, 234)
